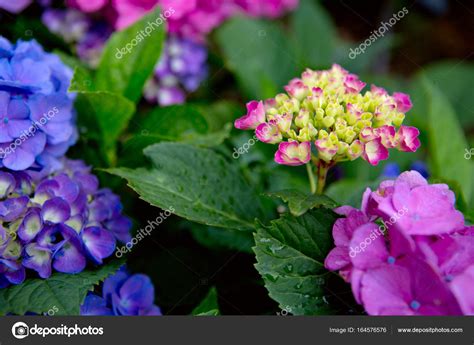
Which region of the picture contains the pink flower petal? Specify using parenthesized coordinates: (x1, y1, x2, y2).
(274, 141, 311, 166)
(362, 138, 389, 166)
(234, 100, 266, 130)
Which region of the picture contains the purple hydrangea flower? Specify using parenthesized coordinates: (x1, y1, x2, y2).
(325, 171, 474, 315)
(0, 0, 32, 13)
(144, 36, 208, 106)
(41, 9, 111, 67)
(0, 37, 77, 172)
(0, 159, 131, 288)
(41, 6, 208, 105)
(81, 268, 162, 316)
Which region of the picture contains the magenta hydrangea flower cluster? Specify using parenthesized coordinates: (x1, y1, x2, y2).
(0, 159, 132, 288)
(234, 64, 421, 167)
(324, 171, 473, 315)
(68, 0, 298, 41)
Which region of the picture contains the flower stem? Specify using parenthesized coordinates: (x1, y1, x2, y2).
(306, 163, 317, 194)
(316, 160, 332, 194)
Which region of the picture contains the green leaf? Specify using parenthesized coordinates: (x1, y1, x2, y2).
(73, 91, 135, 165)
(108, 143, 266, 230)
(216, 17, 297, 99)
(266, 189, 338, 216)
(291, 0, 337, 68)
(422, 77, 473, 203)
(417, 61, 474, 128)
(195, 309, 219, 316)
(95, 6, 165, 102)
(69, 66, 95, 92)
(119, 106, 231, 168)
(192, 287, 220, 315)
(195, 100, 243, 132)
(183, 123, 232, 147)
(0, 260, 124, 316)
(254, 209, 338, 315)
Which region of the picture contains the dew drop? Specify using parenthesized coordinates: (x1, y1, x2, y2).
(269, 244, 285, 254)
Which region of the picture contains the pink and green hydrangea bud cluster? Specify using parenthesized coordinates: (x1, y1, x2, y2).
(234, 64, 420, 166)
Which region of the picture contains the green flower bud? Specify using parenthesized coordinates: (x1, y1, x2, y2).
(295, 108, 310, 128)
(275, 93, 289, 106)
(318, 129, 329, 139)
(322, 115, 335, 128)
(315, 108, 325, 121)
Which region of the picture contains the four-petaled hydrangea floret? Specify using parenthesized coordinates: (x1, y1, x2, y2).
(0, 36, 77, 172)
(81, 268, 162, 316)
(234, 64, 420, 166)
(0, 159, 132, 288)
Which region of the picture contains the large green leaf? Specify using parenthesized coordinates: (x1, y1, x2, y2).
(73, 91, 135, 165)
(291, 0, 337, 68)
(422, 77, 473, 203)
(266, 189, 338, 217)
(192, 287, 220, 316)
(69, 66, 95, 92)
(119, 105, 208, 167)
(254, 209, 338, 315)
(0, 260, 123, 316)
(68, 66, 136, 166)
(95, 6, 165, 102)
(216, 17, 297, 100)
(119, 106, 232, 167)
(108, 143, 266, 230)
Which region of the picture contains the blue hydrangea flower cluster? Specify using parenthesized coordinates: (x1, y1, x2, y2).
(0, 36, 77, 172)
(0, 159, 132, 288)
(81, 268, 162, 316)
